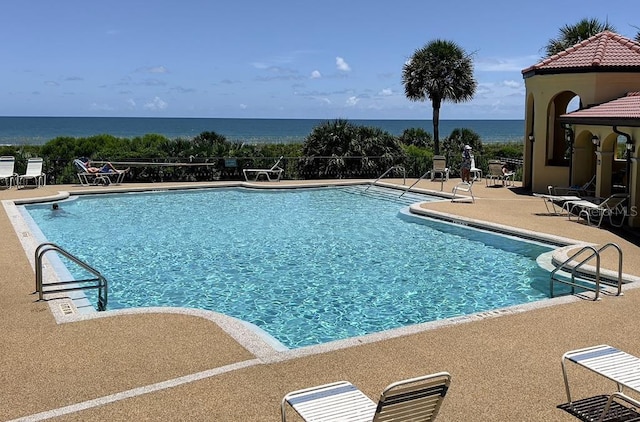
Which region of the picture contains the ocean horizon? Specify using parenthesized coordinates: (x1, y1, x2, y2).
(0, 116, 526, 146)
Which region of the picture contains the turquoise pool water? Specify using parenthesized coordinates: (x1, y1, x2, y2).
(24, 186, 556, 348)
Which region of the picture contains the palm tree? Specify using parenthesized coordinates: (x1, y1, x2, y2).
(301, 119, 405, 178)
(398, 128, 433, 149)
(632, 25, 640, 43)
(402, 40, 477, 155)
(544, 18, 616, 57)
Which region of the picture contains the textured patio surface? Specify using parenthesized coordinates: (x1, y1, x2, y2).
(1, 178, 640, 421)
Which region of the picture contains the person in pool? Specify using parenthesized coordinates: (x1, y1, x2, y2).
(49, 202, 70, 217)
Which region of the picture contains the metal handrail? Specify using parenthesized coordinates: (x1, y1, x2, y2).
(35, 242, 108, 311)
(365, 166, 406, 191)
(592, 243, 623, 295)
(550, 242, 623, 300)
(399, 170, 432, 198)
(551, 245, 600, 300)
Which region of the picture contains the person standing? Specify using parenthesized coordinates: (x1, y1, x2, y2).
(461, 145, 472, 183)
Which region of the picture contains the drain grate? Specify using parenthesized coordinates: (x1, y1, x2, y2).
(58, 302, 75, 315)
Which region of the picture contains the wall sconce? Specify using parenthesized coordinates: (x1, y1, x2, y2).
(626, 141, 635, 152)
(528, 133, 534, 143)
(564, 126, 574, 145)
(591, 135, 600, 147)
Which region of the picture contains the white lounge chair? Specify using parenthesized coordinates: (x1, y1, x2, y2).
(0, 156, 17, 188)
(430, 155, 449, 181)
(73, 159, 125, 186)
(549, 175, 596, 197)
(243, 156, 284, 182)
(281, 372, 451, 422)
(452, 182, 474, 203)
(563, 193, 629, 227)
(533, 193, 582, 215)
(562, 345, 640, 422)
(17, 157, 45, 189)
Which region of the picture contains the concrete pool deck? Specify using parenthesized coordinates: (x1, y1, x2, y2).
(2, 178, 640, 421)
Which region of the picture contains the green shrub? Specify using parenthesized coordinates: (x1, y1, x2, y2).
(399, 128, 433, 149)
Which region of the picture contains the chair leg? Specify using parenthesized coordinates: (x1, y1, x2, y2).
(611, 211, 627, 227)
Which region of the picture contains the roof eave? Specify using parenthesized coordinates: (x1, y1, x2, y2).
(522, 66, 640, 79)
(558, 116, 640, 127)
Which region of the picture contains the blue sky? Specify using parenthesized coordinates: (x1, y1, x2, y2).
(1, 1, 637, 120)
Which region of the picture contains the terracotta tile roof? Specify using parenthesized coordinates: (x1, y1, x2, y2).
(522, 31, 640, 75)
(560, 92, 640, 125)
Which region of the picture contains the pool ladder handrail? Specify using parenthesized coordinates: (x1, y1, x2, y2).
(365, 165, 406, 191)
(35, 242, 108, 311)
(550, 243, 623, 301)
(399, 170, 432, 198)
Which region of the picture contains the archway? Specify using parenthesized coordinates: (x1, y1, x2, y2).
(547, 91, 580, 167)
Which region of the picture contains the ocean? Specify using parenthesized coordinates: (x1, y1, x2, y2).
(0, 117, 525, 146)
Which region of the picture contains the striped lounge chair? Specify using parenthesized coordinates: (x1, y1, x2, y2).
(281, 372, 451, 422)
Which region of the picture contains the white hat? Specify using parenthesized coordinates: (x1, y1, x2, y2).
(464, 145, 472, 150)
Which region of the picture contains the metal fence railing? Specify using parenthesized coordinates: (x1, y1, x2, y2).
(45, 155, 523, 184)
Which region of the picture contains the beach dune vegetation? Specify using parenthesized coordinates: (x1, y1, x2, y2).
(398, 128, 433, 149)
(0, 121, 522, 183)
(300, 119, 406, 179)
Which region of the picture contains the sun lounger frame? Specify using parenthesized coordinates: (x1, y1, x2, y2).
(243, 156, 284, 182)
(562, 345, 640, 422)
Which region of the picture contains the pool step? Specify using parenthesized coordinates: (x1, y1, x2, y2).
(550, 268, 623, 298)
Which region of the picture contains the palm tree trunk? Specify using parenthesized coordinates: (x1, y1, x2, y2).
(432, 99, 441, 155)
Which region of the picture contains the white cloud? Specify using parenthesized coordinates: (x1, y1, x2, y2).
(502, 80, 521, 89)
(336, 57, 351, 72)
(346, 96, 359, 106)
(310, 70, 322, 79)
(143, 96, 168, 111)
(148, 66, 168, 74)
(136, 66, 169, 74)
(89, 102, 114, 111)
(378, 88, 393, 96)
(475, 55, 539, 72)
(239, 104, 247, 109)
(126, 98, 136, 109)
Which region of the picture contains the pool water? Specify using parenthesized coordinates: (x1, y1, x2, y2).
(25, 186, 557, 348)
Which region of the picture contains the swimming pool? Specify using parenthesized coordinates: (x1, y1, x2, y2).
(24, 186, 557, 348)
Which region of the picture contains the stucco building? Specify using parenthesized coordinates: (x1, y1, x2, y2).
(522, 31, 640, 227)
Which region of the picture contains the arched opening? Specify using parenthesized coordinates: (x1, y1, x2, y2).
(611, 134, 628, 194)
(547, 91, 581, 166)
(572, 129, 597, 189)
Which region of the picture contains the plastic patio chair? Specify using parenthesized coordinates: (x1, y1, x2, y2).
(17, 157, 45, 189)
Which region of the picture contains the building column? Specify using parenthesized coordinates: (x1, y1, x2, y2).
(595, 151, 613, 198)
(630, 156, 639, 227)
(572, 145, 594, 186)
